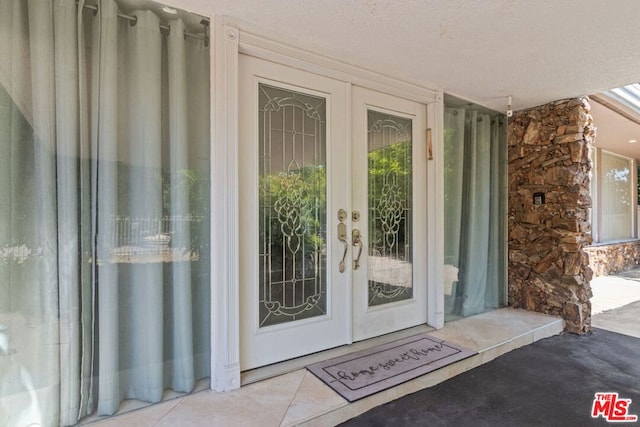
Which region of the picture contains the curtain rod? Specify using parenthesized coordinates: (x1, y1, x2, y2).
(81, 3, 209, 44)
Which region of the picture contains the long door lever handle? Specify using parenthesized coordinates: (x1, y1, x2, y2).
(352, 229, 363, 270)
(338, 223, 348, 273)
(337, 209, 349, 273)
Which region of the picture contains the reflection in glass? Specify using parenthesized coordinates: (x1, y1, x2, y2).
(258, 84, 327, 327)
(443, 97, 506, 320)
(367, 110, 413, 306)
(600, 151, 632, 241)
(0, 1, 210, 423)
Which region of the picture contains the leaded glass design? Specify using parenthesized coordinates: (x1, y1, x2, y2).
(367, 110, 413, 306)
(258, 83, 327, 327)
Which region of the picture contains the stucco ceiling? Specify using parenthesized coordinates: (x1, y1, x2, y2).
(171, 0, 640, 113)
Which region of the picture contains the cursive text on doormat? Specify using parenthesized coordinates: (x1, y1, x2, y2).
(307, 334, 477, 401)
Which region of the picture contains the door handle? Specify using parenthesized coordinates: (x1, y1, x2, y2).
(337, 209, 348, 273)
(352, 228, 363, 270)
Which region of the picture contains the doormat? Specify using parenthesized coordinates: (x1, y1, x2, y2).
(306, 333, 477, 402)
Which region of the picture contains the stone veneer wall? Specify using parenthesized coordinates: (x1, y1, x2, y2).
(508, 98, 595, 334)
(585, 241, 640, 277)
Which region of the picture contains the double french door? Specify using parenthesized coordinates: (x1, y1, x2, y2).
(239, 55, 427, 369)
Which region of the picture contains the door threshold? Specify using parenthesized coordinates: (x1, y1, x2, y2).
(240, 323, 436, 386)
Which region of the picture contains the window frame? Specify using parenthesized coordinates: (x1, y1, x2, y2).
(591, 148, 638, 244)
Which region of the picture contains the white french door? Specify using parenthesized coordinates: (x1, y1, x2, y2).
(351, 87, 428, 341)
(239, 55, 428, 369)
(238, 55, 350, 369)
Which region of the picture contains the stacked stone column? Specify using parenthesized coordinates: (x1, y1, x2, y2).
(508, 98, 595, 333)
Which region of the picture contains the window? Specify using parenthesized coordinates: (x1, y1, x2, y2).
(0, 1, 210, 424)
(443, 95, 507, 320)
(592, 149, 637, 243)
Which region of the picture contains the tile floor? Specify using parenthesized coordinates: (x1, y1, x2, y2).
(89, 308, 563, 427)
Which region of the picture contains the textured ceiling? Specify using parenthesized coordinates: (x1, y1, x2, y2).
(172, 0, 640, 112)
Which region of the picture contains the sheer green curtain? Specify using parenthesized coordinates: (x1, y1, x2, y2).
(443, 104, 506, 319)
(0, 0, 210, 424)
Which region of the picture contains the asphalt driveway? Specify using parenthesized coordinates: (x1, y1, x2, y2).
(340, 327, 640, 427)
(341, 270, 640, 427)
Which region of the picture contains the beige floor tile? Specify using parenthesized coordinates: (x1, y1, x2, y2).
(240, 369, 307, 399)
(152, 370, 305, 427)
(533, 320, 564, 341)
(84, 308, 564, 427)
(90, 398, 182, 426)
(156, 393, 280, 426)
(439, 309, 554, 351)
(280, 371, 347, 426)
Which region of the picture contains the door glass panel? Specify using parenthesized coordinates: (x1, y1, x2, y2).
(258, 83, 327, 327)
(367, 110, 413, 306)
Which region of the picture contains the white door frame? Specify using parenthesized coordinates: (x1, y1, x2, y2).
(210, 15, 444, 392)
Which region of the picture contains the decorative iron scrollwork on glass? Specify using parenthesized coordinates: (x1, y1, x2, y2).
(377, 180, 403, 250)
(264, 96, 323, 121)
(369, 117, 410, 135)
(258, 83, 327, 327)
(273, 161, 311, 254)
(367, 110, 413, 306)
